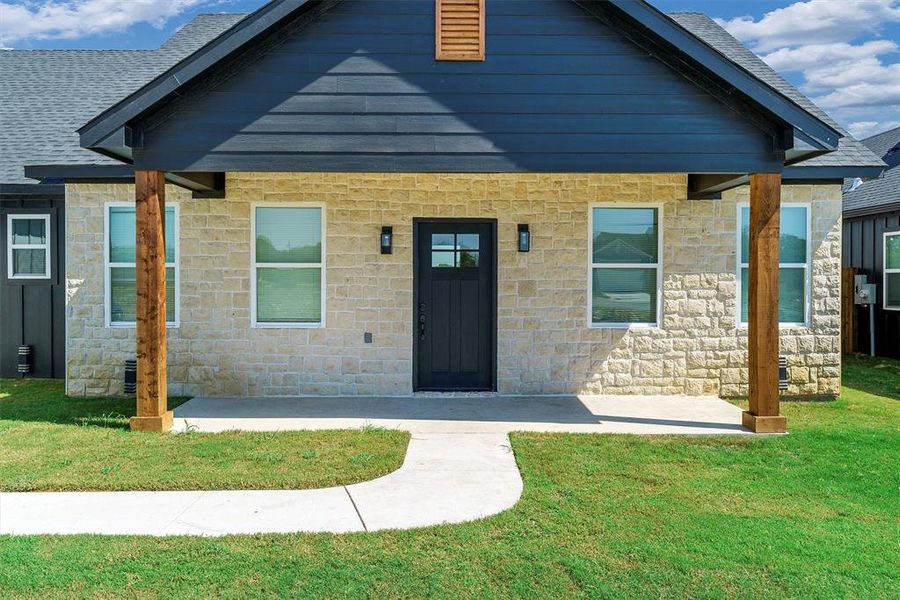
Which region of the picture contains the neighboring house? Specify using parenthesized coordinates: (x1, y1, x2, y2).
(7, 0, 887, 433)
(0, 14, 244, 378)
(843, 126, 900, 358)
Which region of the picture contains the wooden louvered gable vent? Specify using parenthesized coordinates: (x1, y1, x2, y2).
(436, 0, 485, 61)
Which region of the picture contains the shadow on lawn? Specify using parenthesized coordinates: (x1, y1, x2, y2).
(0, 379, 189, 429)
(841, 354, 900, 401)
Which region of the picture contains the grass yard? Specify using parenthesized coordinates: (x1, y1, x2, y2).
(2, 355, 899, 598)
(0, 379, 409, 491)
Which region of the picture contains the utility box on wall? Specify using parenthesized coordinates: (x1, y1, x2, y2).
(854, 274, 876, 305)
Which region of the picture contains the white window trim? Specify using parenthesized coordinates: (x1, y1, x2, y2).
(104, 202, 180, 328)
(736, 202, 811, 329)
(884, 231, 900, 312)
(250, 202, 326, 329)
(587, 203, 664, 329)
(7, 214, 51, 280)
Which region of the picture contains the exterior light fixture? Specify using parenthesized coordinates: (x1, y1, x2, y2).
(124, 359, 137, 395)
(517, 224, 531, 252)
(17, 345, 32, 376)
(381, 226, 393, 255)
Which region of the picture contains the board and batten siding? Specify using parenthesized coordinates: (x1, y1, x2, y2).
(135, 0, 780, 174)
(843, 209, 900, 358)
(0, 197, 66, 378)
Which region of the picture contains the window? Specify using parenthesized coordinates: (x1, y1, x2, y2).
(435, 0, 485, 61)
(105, 203, 178, 326)
(885, 232, 900, 311)
(737, 204, 809, 326)
(590, 206, 662, 327)
(7, 215, 51, 279)
(431, 233, 480, 268)
(252, 205, 324, 327)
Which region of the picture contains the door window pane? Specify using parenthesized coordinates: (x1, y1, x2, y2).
(456, 234, 479, 250)
(458, 250, 479, 267)
(432, 251, 455, 268)
(431, 234, 454, 251)
(592, 268, 657, 324)
(740, 267, 806, 324)
(592, 208, 658, 264)
(256, 268, 322, 323)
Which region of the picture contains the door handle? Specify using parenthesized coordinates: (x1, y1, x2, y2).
(419, 314, 426, 340)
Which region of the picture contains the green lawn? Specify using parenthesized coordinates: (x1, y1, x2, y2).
(0, 379, 409, 492)
(2, 356, 898, 599)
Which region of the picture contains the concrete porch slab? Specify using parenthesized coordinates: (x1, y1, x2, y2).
(173, 394, 749, 435)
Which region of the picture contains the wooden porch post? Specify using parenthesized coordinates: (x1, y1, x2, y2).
(743, 173, 787, 434)
(130, 170, 172, 433)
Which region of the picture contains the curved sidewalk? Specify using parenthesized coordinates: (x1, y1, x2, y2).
(0, 433, 521, 536)
(0, 394, 747, 537)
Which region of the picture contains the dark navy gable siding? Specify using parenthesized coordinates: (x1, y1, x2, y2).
(135, 0, 781, 173)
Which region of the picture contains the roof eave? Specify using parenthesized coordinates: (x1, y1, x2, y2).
(844, 201, 900, 219)
(78, 0, 320, 150)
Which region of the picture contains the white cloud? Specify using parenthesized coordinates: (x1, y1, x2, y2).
(0, 0, 225, 46)
(717, 0, 900, 138)
(848, 120, 900, 138)
(717, 0, 900, 52)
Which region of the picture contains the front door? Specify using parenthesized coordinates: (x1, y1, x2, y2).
(414, 220, 496, 391)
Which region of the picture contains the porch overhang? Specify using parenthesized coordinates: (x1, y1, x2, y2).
(24, 164, 225, 197)
(687, 164, 887, 200)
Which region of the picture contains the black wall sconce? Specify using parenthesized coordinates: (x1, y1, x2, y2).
(517, 224, 531, 252)
(380, 226, 393, 254)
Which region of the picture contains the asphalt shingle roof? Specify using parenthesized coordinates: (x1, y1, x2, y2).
(842, 127, 900, 216)
(0, 14, 245, 185)
(0, 8, 885, 188)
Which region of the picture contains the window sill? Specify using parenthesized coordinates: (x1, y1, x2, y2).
(253, 322, 324, 329)
(589, 323, 659, 330)
(107, 322, 180, 329)
(736, 323, 809, 330)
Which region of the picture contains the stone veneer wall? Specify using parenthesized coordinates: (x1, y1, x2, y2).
(65, 174, 842, 398)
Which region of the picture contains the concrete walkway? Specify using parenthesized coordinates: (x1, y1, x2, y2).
(0, 395, 748, 537)
(0, 433, 521, 536)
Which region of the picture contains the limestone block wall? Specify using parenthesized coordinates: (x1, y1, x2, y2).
(65, 174, 841, 398)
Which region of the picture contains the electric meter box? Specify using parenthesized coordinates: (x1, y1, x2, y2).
(854, 275, 877, 305)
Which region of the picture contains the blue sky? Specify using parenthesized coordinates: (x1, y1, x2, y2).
(1, 0, 898, 137)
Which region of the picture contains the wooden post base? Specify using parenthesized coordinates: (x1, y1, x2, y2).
(130, 411, 174, 433)
(742, 411, 787, 434)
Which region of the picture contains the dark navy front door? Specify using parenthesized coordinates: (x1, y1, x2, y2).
(414, 220, 496, 391)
